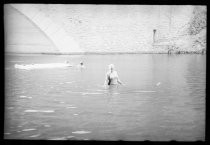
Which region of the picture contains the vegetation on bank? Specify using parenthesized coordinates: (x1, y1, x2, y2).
(166, 6, 206, 54)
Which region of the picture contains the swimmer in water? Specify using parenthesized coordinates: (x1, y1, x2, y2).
(65, 61, 72, 67)
(104, 64, 123, 87)
(77, 62, 85, 69)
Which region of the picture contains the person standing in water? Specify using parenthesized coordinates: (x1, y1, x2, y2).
(77, 62, 85, 69)
(79, 62, 85, 68)
(104, 64, 123, 87)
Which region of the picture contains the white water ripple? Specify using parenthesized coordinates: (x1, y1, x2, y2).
(72, 131, 91, 134)
(24, 110, 55, 113)
(22, 128, 36, 132)
(19, 96, 32, 99)
(48, 137, 67, 140)
(29, 134, 41, 138)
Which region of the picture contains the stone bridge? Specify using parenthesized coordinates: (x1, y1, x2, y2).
(5, 4, 198, 54)
(7, 4, 82, 53)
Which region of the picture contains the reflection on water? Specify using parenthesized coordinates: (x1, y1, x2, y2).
(5, 54, 205, 141)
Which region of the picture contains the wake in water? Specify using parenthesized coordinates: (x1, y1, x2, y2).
(14, 63, 73, 70)
(24, 110, 55, 113)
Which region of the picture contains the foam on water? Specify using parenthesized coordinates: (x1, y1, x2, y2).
(29, 134, 41, 138)
(66, 81, 74, 84)
(24, 110, 39, 112)
(42, 110, 55, 113)
(44, 124, 51, 127)
(24, 110, 55, 113)
(48, 137, 67, 140)
(67, 136, 74, 139)
(72, 131, 91, 134)
(22, 128, 36, 132)
(96, 89, 107, 92)
(48, 136, 75, 140)
(14, 63, 73, 70)
(66, 104, 74, 107)
(156, 82, 161, 86)
(19, 95, 29, 98)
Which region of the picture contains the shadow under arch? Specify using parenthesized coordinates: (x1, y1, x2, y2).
(4, 4, 60, 53)
(10, 4, 83, 53)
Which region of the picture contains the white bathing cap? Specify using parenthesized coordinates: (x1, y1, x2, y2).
(108, 64, 115, 70)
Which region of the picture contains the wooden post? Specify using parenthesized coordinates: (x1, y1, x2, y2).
(153, 29, 156, 43)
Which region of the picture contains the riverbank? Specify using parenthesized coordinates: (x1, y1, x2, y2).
(5, 50, 206, 56)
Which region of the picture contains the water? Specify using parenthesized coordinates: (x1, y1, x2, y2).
(4, 53, 206, 141)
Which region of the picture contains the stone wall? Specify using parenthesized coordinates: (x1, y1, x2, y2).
(5, 4, 206, 54)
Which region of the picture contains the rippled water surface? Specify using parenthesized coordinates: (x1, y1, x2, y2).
(5, 54, 206, 141)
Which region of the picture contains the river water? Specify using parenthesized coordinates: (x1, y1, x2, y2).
(4, 53, 206, 141)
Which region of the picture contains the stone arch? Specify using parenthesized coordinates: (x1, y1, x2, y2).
(5, 4, 60, 53)
(10, 4, 82, 53)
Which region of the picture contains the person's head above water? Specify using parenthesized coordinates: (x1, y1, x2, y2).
(80, 62, 83, 65)
(108, 64, 115, 72)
